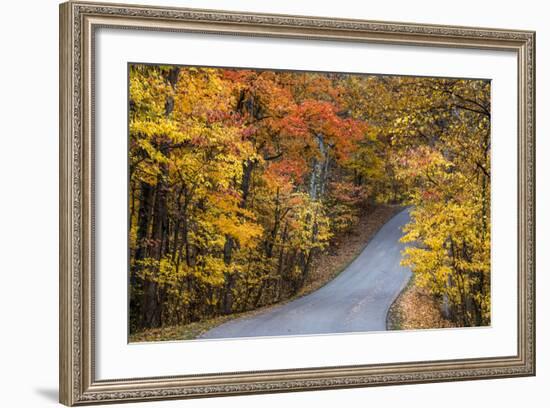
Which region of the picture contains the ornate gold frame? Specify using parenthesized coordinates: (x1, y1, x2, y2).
(59, 1, 536, 405)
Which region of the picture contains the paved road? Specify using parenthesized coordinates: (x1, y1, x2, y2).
(201, 208, 412, 339)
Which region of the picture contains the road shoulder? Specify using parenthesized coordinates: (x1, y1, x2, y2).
(386, 278, 456, 330)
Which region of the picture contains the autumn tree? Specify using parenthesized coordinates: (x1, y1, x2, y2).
(129, 65, 491, 331)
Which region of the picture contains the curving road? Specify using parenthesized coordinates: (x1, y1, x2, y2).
(201, 207, 412, 339)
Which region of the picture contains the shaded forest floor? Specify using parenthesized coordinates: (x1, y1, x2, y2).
(129, 204, 402, 343)
(386, 278, 456, 330)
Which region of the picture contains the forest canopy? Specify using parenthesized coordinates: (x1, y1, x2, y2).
(128, 64, 491, 335)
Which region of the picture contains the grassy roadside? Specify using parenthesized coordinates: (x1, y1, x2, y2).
(130, 204, 403, 343)
(129, 311, 259, 343)
(387, 277, 456, 331)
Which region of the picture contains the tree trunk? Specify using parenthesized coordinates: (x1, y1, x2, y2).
(141, 66, 180, 328)
(142, 145, 169, 328)
(131, 181, 153, 329)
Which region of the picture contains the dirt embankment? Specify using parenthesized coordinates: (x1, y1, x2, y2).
(387, 280, 456, 330)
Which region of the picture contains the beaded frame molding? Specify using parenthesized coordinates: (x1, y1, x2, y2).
(59, 1, 535, 405)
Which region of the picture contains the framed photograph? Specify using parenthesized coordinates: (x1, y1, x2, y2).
(59, 1, 535, 405)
